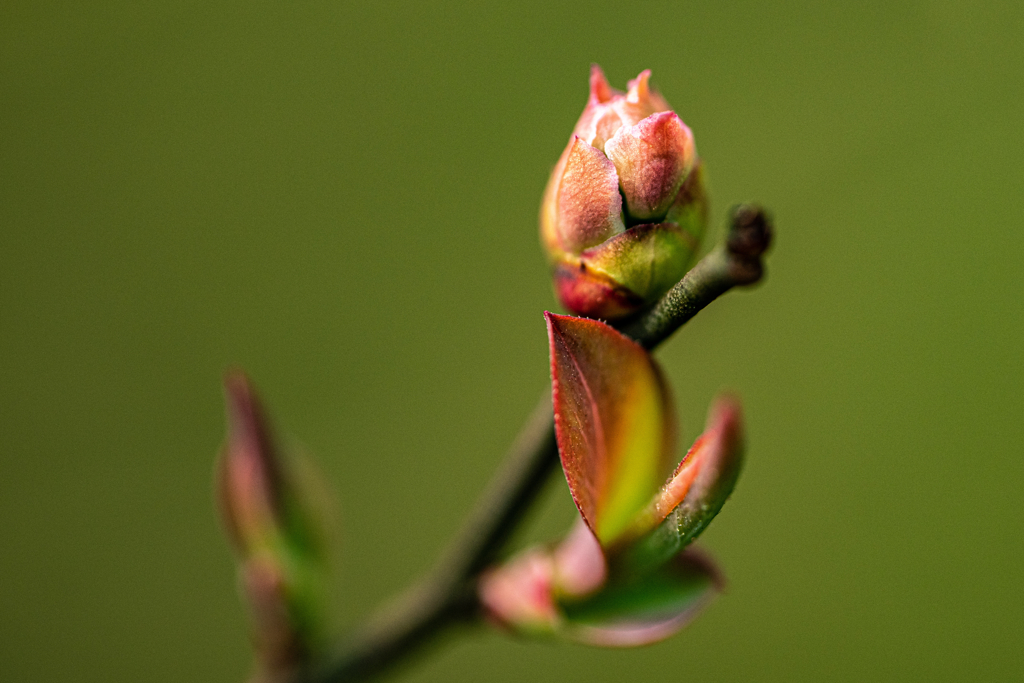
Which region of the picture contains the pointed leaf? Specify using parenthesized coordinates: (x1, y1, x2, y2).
(546, 313, 675, 546)
(623, 396, 745, 574)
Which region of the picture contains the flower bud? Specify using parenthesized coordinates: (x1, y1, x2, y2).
(217, 372, 330, 672)
(541, 67, 707, 319)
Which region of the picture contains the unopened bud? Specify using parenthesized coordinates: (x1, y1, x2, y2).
(216, 372, 329, 672)
(541, 67, 707, 319)
(725, 203, 774, 285)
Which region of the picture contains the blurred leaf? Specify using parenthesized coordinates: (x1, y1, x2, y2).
(479, 527, 722, 648)
(560, 547, 722, 647)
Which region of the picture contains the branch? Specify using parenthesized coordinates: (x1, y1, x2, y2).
(295, 204, 773, 683)
(300, 398, 558, 683)
(620, 203, 774, 348)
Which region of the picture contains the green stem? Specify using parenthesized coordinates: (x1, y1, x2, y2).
(295, 204, 772, 683)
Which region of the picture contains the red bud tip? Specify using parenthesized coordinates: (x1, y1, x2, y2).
(219, 372, 286, 553)
(653, 396, 743, 523)
(589, 64, 613, 104)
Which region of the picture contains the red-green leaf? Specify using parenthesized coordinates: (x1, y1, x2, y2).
(623, 396, 745, 574)
(546, 313, 676, 546)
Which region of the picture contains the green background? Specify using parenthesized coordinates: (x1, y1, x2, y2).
(2, 1, 1022, 681)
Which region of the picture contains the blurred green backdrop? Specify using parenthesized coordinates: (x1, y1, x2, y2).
(2, 1, 1022, 681)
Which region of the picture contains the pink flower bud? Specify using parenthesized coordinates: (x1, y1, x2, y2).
(541, 67, 707, 319)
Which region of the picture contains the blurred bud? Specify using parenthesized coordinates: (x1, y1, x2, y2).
(218, 374, 285, 557)
(541, 67, 708, 319)
(479, 520, 607, 637)
(479, 518, 721, 647)
(479, 548, 560, 635)
(217, 372, 330, 674)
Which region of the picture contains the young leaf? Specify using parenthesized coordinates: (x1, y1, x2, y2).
(622, 396, 744, 574)
(546, 313, 676, 546)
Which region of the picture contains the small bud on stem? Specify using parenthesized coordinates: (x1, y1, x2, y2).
(725, 203, 774, 285)
(541, 67, 706, 319)
(218, 373, 330, 680)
